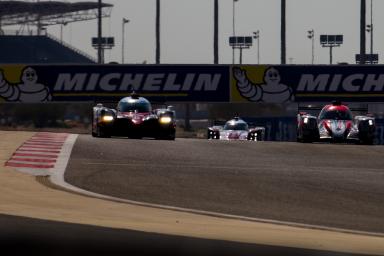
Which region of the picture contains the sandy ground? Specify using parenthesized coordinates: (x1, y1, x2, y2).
(0, 130, 384, 255)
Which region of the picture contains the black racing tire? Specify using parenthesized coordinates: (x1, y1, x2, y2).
(296, 130, 304, 143)
(359, 138, 374, 145)
(91, 115, 98, 137)
(96, 125, 110, 138)
(129, 133, 143, 139)
(156, 133, 175, 141)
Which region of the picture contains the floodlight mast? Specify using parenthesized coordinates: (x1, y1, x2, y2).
(365, 0, 374, 64)
(156, 0, 160, 64)
(281, 0, 286, 64)
(307, 29, 314, 64)
(320, 35, 343, 64)
(229, 36, 253, 64)
(232, 0, 239, 64)
(122, 18, 130, 64)
(253, 30, 260, 64)
(97, 0, 103, 64)
(214, 0, 219, 64)
(360, 0, 366, 64)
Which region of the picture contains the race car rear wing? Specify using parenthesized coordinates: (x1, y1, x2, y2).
(298, 103, 369, 114)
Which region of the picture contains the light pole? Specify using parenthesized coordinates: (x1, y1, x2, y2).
(307, 29, 314, 64)
(60, 22, 67, 43)
(253, 30, 260, 64)
(121, 18, 130, 64)
(97, 0, 103, 64)
(360, 0, 366, 64)
(281, 0, 286, 64)
(232, 0, 238, 64)
(156, 0, 160, 64)
(366, 0, 373, 64)
(214, 0, 219, 64)
(320, 35, 343, 65)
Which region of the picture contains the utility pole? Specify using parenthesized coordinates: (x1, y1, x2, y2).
(121, 18, 129, 64)
(156, 0, 160, 64)
(369, 0, 373, 63)
(214, 0, 219, 64)
(97, 0, 103, 64)
(232, 0, 238, 64)
(307, 29, 314, 64)
(281, 0, 286, 64)
(253, 31, 260, 64)
(360, 0, 366, 64)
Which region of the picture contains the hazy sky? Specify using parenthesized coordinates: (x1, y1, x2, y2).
(40, 0, 383, 65)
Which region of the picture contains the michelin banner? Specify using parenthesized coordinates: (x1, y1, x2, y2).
(231, 65, 384, 103)
(0, 65, 230, 103)
(2, 64, 384, 103)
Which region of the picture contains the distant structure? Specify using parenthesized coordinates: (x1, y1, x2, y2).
(0, 0, 113, 35)
(0, 0, 113, 63)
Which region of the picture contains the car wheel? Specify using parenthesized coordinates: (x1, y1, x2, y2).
(96, 125, 110, 138)
(91, 115, 98, 137)
(359, 138, 374, 145)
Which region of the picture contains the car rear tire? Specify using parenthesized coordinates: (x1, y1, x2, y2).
(91, 115, 98, 137)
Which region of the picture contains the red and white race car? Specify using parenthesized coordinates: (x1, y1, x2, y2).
(297, 101, 375, 144)
(92, 93, 176, 140)
(207, 117, 265, 141)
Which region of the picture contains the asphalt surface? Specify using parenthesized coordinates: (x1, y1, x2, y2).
(65, 136, 384, 234)
(1, 213, 370, 256)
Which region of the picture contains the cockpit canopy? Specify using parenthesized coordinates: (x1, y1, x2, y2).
(319, 107, 353, 120)
(117, 97, 152, 113)
(224, 119, 249, 131)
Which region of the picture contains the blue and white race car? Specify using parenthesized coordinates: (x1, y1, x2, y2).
(207, 117, 265, 141)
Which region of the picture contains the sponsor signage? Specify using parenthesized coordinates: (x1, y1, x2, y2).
(0, 65, 230, 103)
(231, 65, 384, 103)
(2, 64, 384, 103)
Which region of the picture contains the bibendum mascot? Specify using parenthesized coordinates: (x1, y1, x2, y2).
(233, 67, 294, 103)
(0, 67, 52, 102)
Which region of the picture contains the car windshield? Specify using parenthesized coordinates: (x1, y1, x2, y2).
(224, 122, 248, 131)
(319, 109, 353, 120)
(118, 101, 152, 113)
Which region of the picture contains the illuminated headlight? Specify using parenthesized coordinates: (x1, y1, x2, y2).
(159, 116, 172, 124)
(102, 115, 114, 122)
(303, 117, 309, 124)
(368, 119, 374, 126)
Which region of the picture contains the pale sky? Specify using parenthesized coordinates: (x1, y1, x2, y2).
(38, 0, 383, 65)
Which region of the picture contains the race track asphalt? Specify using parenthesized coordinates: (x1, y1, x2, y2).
(65, 136, 384, 234)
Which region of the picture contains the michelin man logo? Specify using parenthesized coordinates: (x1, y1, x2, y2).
(233, 67, 294, 103)
(0, 67, 52, 102)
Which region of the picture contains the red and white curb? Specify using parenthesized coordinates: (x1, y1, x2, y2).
(5, 132, 78, 176)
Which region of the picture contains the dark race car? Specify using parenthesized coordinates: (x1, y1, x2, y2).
(297, 101, 375, 144)
(92, 93, 176, 140)
(207, 117, 265, 141)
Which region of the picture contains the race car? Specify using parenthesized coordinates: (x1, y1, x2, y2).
(297, 101, 375, 144)
(207, 117, 265, 141)
(92, 93, 176, 140)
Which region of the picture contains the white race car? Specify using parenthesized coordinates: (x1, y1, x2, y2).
(207, 117, 265, 141)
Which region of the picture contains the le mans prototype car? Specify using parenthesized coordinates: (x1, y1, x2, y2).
(92, 93, 176, 140)
(207, 117, 265, 141)
(297, 101, 375, 144)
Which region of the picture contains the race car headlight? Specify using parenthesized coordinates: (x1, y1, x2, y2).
(303, 117, 309, 124)
(159, 116, 172, 124)
(368, 119, 374, 126)
(102, 115, 114, 122)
